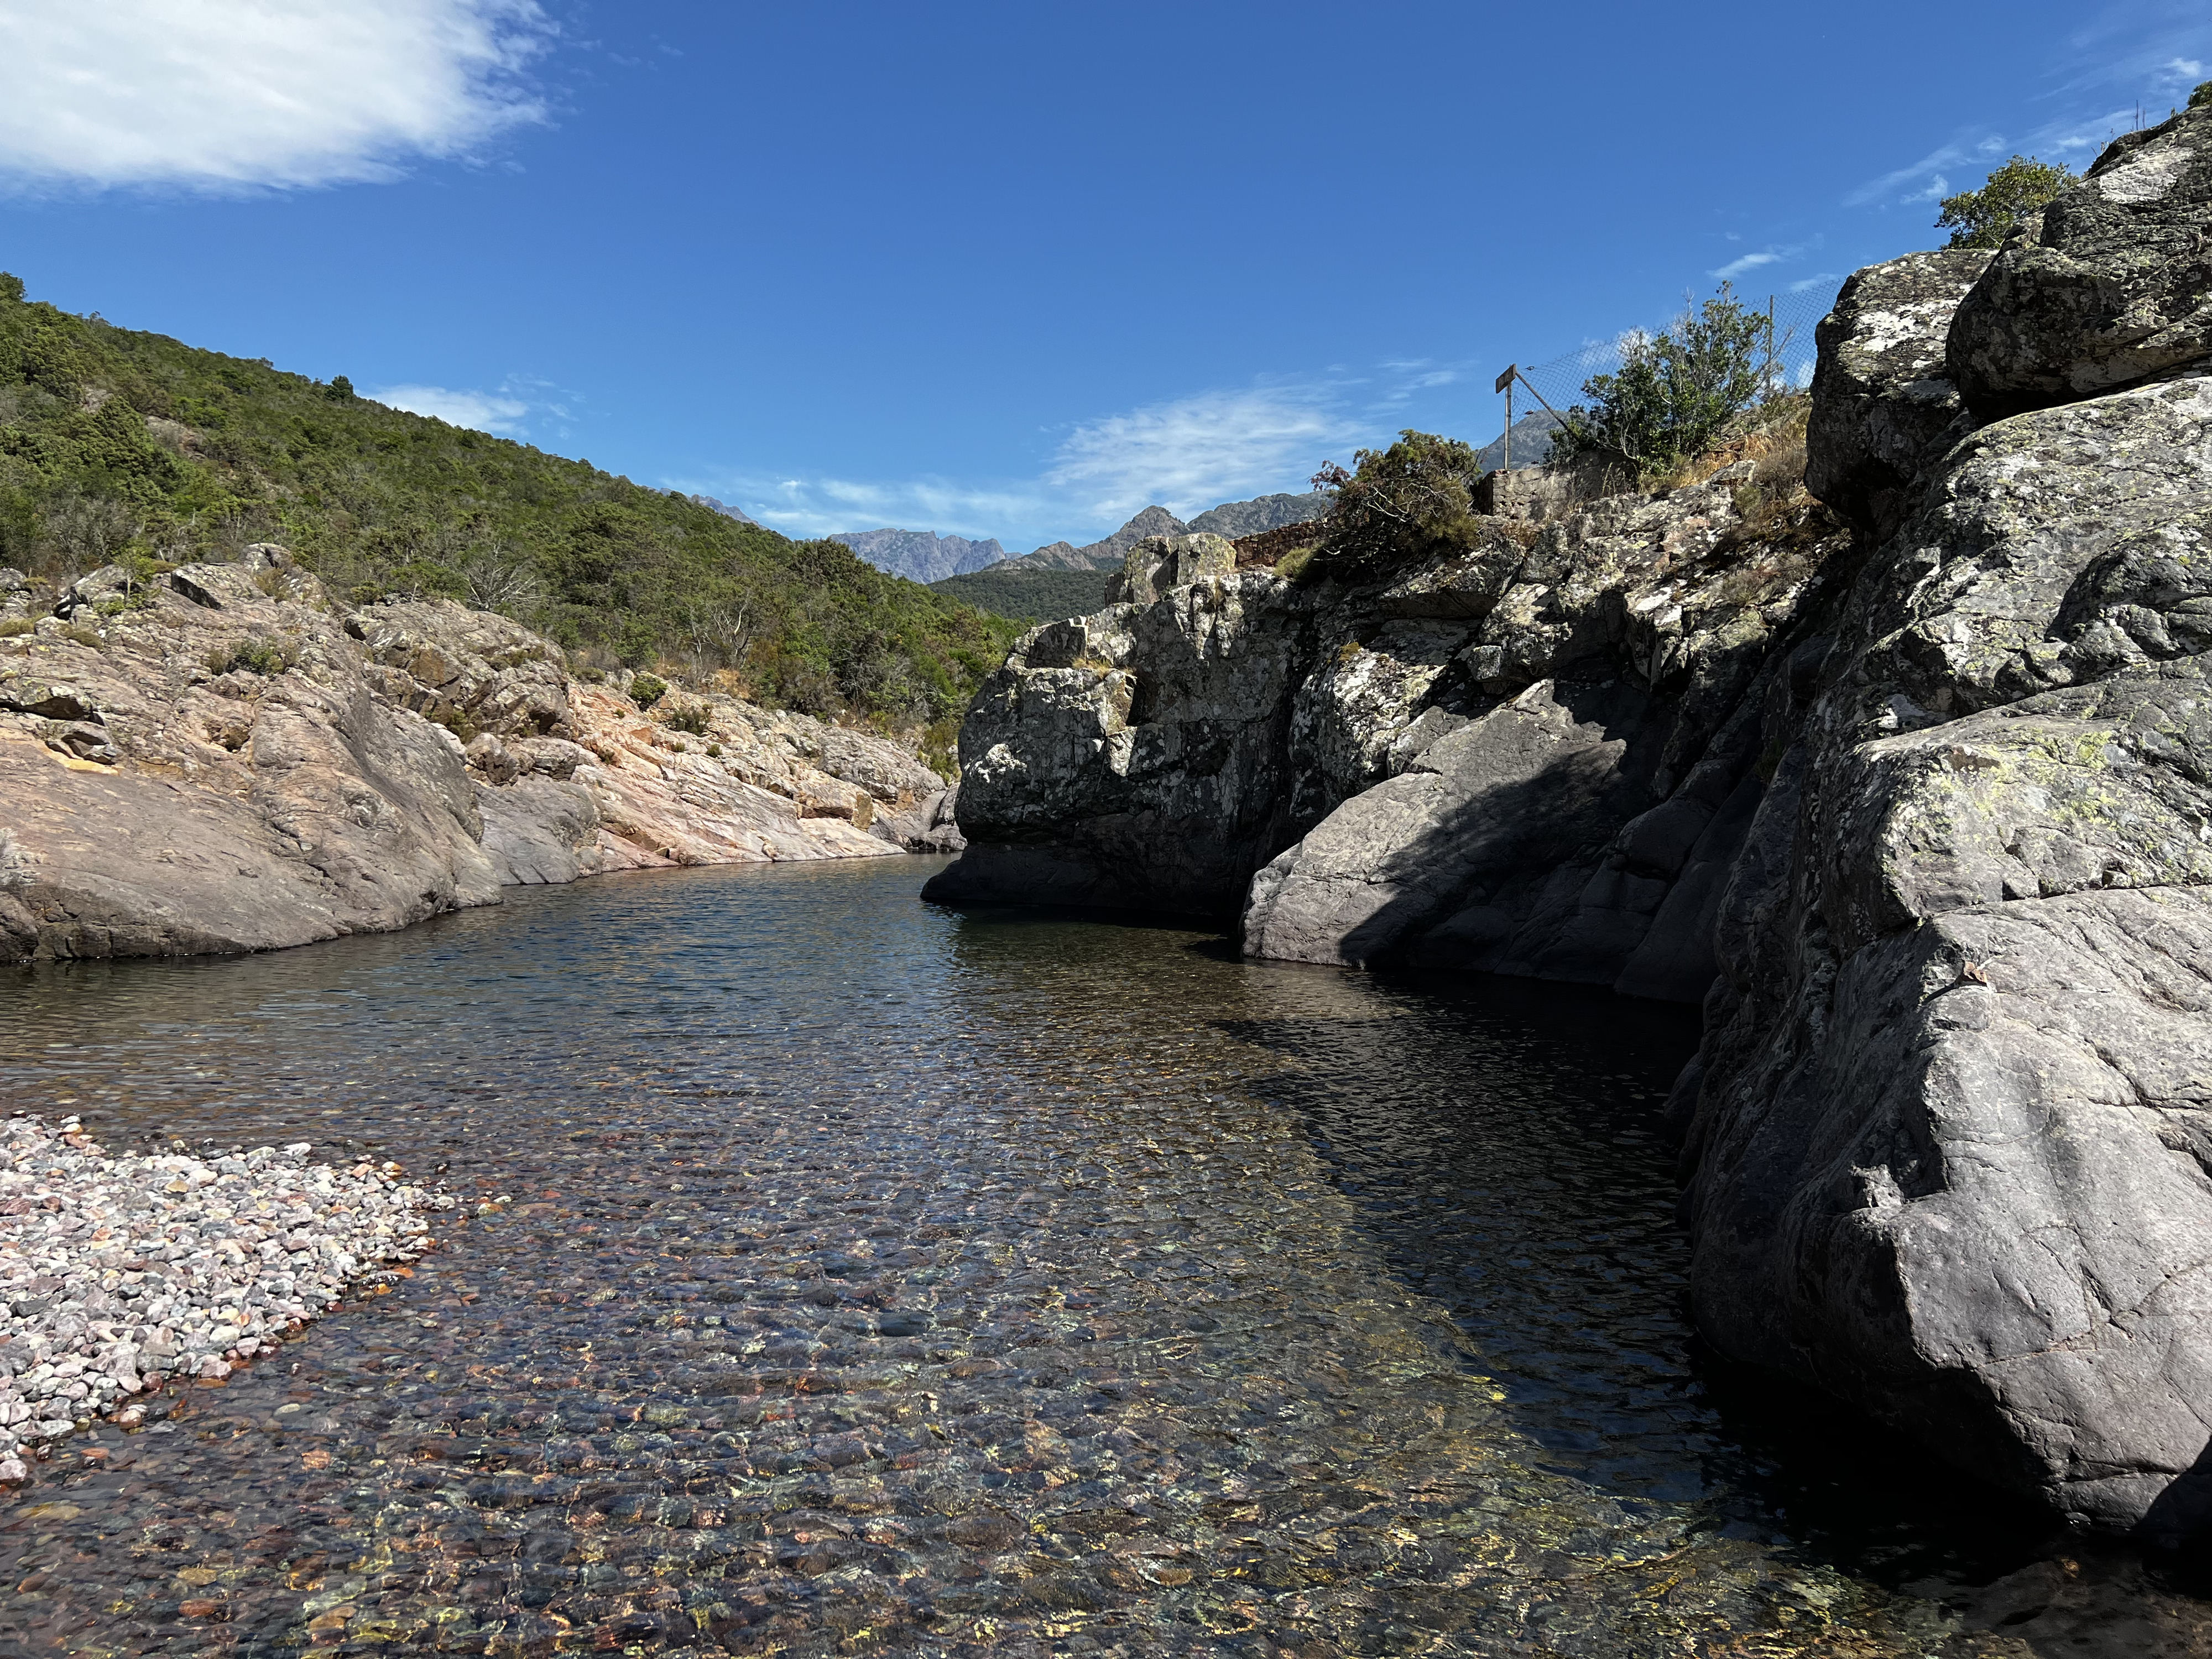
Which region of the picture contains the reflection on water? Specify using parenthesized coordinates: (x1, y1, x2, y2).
(0, 857, 2203, 1655)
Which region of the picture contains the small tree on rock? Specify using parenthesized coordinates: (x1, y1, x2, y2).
(1551, 284, 1768, 478)
(1311, 431, 1486, 569)
(1936, 156, 2076, 250)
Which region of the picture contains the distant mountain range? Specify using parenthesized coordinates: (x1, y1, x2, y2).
(922, 491, 1337, 622)
(1475, 411, 1562, 472)
(828, 528, 1010, 583)
(688, 494, 760, 525)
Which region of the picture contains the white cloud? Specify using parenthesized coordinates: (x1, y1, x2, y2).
(680, 383, 1371, 550)
(1712, 249, 1782, 279)
(367, 383, 531, 434)
(1712, 240, 1815, 281)
(1786, 272, 1842, 294)
(1844, 140, 1979, 209)
(0, 0, 554, 192)
(1044, 385, 1361, 526)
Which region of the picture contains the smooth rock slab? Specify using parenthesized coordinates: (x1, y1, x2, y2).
(1684, 887, 2212, 1540)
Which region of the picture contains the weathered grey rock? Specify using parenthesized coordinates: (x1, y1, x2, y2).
(935, 449, 1843, 978)
(476, 777, 601, 884)
(1102, 532, 1236, 607)
(924, 574, 1320, 914)
(874, 785, 964, 854)
(1948, 105, 2212, 419)
(1246, 677, 1653, 970)
(1683, 338, 2212, 1528)
(348, 599, 572, 739)
(1806, 248, 1991, 539)
(1238, 462, 1837, 994)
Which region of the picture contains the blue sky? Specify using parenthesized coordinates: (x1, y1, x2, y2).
(2, 1, 2206, 552)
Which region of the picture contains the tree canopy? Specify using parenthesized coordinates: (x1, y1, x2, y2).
(1551, 285, 1769, 478)
(1936, 155, 2077, 250)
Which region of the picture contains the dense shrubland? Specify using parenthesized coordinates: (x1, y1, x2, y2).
(0, 274, 1020, 743)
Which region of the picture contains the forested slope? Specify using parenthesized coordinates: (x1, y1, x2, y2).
(0, 275, 1020, 738)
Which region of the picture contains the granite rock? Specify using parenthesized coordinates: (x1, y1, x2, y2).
(1806, 247, 1991, 540)
(0, 561, 943, 961)
(1948, 103, 2212, 419)
(1686, 229, 2212, 1534)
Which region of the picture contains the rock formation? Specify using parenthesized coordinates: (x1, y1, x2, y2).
(829, 528, 1010, 583)
(928, 450, 1840, 1009)
(1684, 102, 2212, 1544)
(925, 101, 2212, 1539)
(0, 552, 952, 961)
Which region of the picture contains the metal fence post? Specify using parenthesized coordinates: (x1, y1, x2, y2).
(1495, 364, 1517, 472)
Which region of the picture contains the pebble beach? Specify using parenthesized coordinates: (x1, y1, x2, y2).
(0, 1113, 450, 1478)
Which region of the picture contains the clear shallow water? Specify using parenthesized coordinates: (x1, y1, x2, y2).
(0, 856, 2205, 1657)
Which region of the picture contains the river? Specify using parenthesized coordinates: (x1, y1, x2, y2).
(0, 856, 2203, 1655)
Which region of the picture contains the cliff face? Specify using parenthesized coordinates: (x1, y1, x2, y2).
(0, 553, 952, 961)
(1684, 103, 2212, 1542)
(926, 441, 1843, 1007)
(925, 102, 2212, 1537)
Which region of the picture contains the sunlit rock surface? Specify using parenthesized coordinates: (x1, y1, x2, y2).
(0, 561, 943, 960)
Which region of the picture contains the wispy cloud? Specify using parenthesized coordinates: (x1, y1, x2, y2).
(0, 0, 555, 193)
(1844, 138, 1999, 210)
(1712, 249, 1782, 280)
(1786, 271, 1842, 294)
(1711, 239, 1818, 281)
(1045, 384, 1362, 525)
(369, 385, 529, 434)
(1845, 11, 2212, 213)
(681, 382, 1373, 549)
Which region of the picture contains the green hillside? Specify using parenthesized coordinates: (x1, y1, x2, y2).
(931, 564, 1112, 623)
(0, 274, 1021, 741)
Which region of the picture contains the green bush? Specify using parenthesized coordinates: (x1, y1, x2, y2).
(2193, 80, 2212, 109)
(629, 672, 668, 709)
(1551, 284, 1768, 478)
(1936, 155, 2077, 250)
(662, 700, 709, 735)
(1309, 431, 1485, 570)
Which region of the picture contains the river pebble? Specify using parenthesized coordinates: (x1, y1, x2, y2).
(0, 1112, 451, 1477)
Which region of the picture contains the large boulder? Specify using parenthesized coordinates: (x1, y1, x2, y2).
(1237, 466, 1839, 1000)
(0, 564, 504, 958)
(924, 581, 1317, 913)
(1948, 103, 2212, 419)
(1686, 305, 2212, 1533)
(1103, 532, 1235, 607)
(1805, 248, 1990, 540)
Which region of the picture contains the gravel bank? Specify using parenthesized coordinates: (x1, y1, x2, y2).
(0, 1114, 451, 1479)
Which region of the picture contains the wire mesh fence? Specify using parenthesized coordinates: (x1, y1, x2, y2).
(1481, 283, 1840, 470)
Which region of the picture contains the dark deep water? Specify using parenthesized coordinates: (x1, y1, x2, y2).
(1, 855, 2207, 1656)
